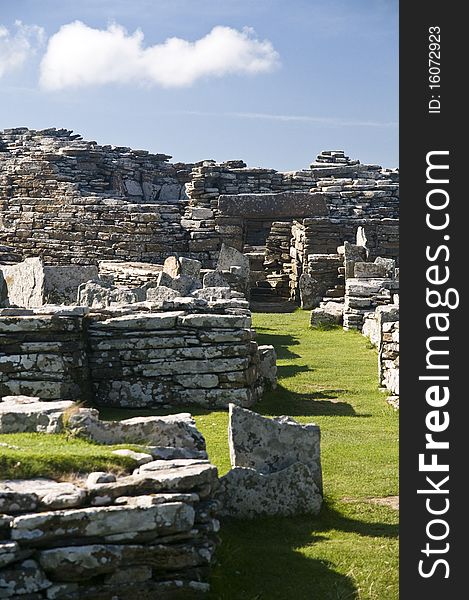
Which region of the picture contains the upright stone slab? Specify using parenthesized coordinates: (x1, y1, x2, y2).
(228, 404, 322, 491)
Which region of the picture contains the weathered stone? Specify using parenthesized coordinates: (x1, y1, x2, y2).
(170, 274, 199, 296)
(77, 280, 112, 308)
(310, 301, 343, 327)
(111, 449, 154, 466)
(0, 559, 51, 597)
(178, 314, 250, 329)
(228, 404, 322, 491)
(38, 541, 214, 581)
(0, 258, 45, 309)
(178, 257, 202, 278)
(145, 285, 178, 302)
(86, 472, 116, 486)
(86, 463, 218, 503)
(257, 345, 277, 389)
(145, 446, 208, 461)
(353, 262, 387, 278)
(11, 502, 194, 544)
(0, 542, 20, 568)
(0, 399, 75, 434)
(162, 256, 180, 278)
(217, 462, 322, 518)
(67, 409, 206, 451)
(202, 271, 229, 289)
(91, 311, 185, 330)
(0, 480, 86, 513)
(216, 244, 250, 283)
(192, 286, 232, 301)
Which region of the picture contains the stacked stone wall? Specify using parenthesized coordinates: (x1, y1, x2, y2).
(0, 300, 270, 409)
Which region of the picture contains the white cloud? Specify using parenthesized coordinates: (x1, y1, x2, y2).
(0, 21, 44, 78)
(39, 21, 279, 90)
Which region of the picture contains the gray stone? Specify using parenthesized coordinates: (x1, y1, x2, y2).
(124, 180, 143, 196)
(43, 266, 99, 305)
(77, 280, 111, 308)
(0, 399, 75, 434)
(156, 271, 175, 288)
(11, 502, 194, 543)
(228, 404, 322, 491)
(145, 446, 208, 461)
(191, 286, 232, 301)
(0, 542, 20, 568)
(66, 409, 206, 451)
(217, 463, 322, 518)
(38, 541, 213, 582)
(0, 559, 51, 597)
(178, 313, 251, 329)
(158, 183, 182, 202)
(374, 256, 396, 277)
(170, 274, 199, 296)
(86, 463, 218, 503)
(145, 285, 178, 302)
(86, 472, 117, 486)
(0, 479, 86, 512)
(310, 301, 343, 327)
(178, 257, 202, 278)
(216, 244, 250, 283)
(0, 258, 45, 309)
(202, 270, 229, 289)
(353, 262, 387, 278)
(257, 345, 277, 389)
(91, 311, 185, 330)
(218, 192, 328, 219)
(111, 449, 154, 466)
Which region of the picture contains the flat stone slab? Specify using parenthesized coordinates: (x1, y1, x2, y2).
(0, 399, 75, 434)
(218, 192, 328, 219)
(38, 540, 214, 582)
(10, 502, 194, 544)
(0, 479, 86, 513)
(228, 404, 322, 491)
(67, 409, 206, 451)
(217, 462, 322, 518)
(86, 463, 218, 504)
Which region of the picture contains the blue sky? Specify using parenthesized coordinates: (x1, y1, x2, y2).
(0, 0, 398, 170)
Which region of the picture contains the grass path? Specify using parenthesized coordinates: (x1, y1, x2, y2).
(0, 310, 398, 599)
(199, 311, 399, 600)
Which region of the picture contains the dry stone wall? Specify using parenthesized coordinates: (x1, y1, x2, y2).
(0, 400, 219, 599)
(0, 130, 399, 308)
(0, 300, 274, 409)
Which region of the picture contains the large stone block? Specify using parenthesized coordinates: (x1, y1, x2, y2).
(11, 502, 194, 544)
(66, 409, 206, 451)
(217, 463, 322, 518)
(228, 405, 322, 491)
(0, 397, 75, 434)
(218, 192, 328, 219)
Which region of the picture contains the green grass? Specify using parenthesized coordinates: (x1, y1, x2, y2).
(202, 311, 399, 600)
(0, 310, 398, 599)
(0, 433, 144, 479)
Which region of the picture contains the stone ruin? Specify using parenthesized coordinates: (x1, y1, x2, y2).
(0, 127, 398, 595)
(309, 228, 400, 407)
(0, 396, 324, 597)
(0, 397, 219, 599)
(0, 128, 398, 312)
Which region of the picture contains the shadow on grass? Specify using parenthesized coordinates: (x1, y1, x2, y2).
(255, 385, 368, 418)
(254, 329, 302, 360)
(99, 384, 368, 421)
(277, 363, 311, 378)
(209, 497, 397, 600)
